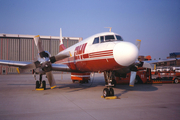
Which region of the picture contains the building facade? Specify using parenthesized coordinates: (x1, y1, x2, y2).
(0, 33, 82, 74)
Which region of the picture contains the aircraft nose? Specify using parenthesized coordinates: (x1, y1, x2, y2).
(113, 42, 138, 66)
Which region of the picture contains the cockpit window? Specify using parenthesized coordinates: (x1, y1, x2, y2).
(100, 36, 104, 43)
(93, 37, 99, 44)
(93, 34, 123, 44)
(116, 35, 123, 41)
(105, 35, 115, 41)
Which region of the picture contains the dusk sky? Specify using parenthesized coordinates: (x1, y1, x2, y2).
(0, 0, 180, 60)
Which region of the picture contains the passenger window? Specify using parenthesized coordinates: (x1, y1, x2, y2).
(116, 35, 123, 41)
(100, 36, 104, 43)
(93, 37, 99, 44)
(105, 35, 115, 41)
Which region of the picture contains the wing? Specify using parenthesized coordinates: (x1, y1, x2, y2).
(143, 57, 180, 64)
(0, 60, 31, 67)
(0, 59, 72, 72)
(128, 57, 180, 87)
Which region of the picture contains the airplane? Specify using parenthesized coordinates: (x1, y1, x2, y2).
(0, 28, 178, 97)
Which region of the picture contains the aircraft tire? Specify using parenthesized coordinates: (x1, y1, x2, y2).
(103, 88, 110, 97)
(174, 78, 178, 84)
(42, 81, 46, 90)
(109, 88, 114, 96)
(36, 81, 40, 88)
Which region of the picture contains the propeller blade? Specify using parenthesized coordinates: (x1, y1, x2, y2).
(129, 71, 137, 87)
(46, 71, 56, 89)
(34, 35, 44, 53)
(55, 51, 71, 60)
(50, 51, 71, 63)
(136, 39, 141, 50)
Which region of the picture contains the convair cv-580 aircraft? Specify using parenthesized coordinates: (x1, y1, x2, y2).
(0, 29, 170, 97)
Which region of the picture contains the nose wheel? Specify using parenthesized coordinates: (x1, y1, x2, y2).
(103, 71, 116, 97)
(103, 87, 114, 97)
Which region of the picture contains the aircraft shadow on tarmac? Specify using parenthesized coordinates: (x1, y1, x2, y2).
(6, 74, 158, 97)
(55, 75, 159, 96)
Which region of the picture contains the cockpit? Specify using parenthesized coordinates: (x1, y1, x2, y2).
(93, 34, 123, 44)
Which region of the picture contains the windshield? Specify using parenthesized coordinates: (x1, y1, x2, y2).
(93, 37, 99, 44)
(92, 34, 123, 44)
(116, 35, 123, 41)
(105, 35, 115, 42)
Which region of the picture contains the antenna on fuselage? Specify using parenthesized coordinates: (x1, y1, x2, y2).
(104, 27, 112, 32)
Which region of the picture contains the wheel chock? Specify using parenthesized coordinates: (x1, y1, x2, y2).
(36, 88, 45, 91)
(51, 86, 56, 89)
(101, 96, 119, 99)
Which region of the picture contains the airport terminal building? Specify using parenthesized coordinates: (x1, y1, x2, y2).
(0, 33, 82, 74)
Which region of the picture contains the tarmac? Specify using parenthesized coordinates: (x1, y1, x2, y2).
(0, 73, 180, 120)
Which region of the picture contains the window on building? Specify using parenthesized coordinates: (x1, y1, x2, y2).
(170, 61, 176, 66)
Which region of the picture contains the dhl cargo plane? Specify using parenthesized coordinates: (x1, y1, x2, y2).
(0, 29, 179, 97)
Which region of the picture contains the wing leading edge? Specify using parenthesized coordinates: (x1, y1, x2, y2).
(0, 59, 72, 73)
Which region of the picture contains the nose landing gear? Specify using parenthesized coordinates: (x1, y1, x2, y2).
(103, 71, 116, 98)
(103, 87, 114, 97)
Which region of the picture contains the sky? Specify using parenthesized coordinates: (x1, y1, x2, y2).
(0, 0, 180, 60)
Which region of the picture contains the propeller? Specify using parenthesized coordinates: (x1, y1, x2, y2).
(20, 34, 70, 88)
(135, 39, 141, 50)
(33, 35, 56, 88)
(129, 71, 137, 87)
(34, 35, 70, 63)
(128, 39, 141, 87)
(46, 71, 56, 88)
(34, 35, 44, 53)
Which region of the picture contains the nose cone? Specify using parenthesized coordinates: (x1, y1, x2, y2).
(113, 42, 138, 66)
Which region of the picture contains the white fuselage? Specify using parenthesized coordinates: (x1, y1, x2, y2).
(57, 32, 138, 72)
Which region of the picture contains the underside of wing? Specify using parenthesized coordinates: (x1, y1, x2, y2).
(144, 57, 180, 64)
(0, 60, 32, 67)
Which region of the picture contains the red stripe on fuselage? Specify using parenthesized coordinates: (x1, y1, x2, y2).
(89, 51, 113, 58)
(56, 49, 123, 72)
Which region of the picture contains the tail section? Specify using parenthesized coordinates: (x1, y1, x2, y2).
(59, 28, 66, 52)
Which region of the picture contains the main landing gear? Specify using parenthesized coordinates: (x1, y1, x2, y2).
(103, 71, 116, 97)
(34, 73, 46, 90)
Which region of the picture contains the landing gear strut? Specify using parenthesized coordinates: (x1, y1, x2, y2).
(103, 71, 116, 97)
(34, 73, 46, 90)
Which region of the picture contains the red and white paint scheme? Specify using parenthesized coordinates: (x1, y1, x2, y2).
(1, 29, 162, 97)
(57, 32, 138, 72)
